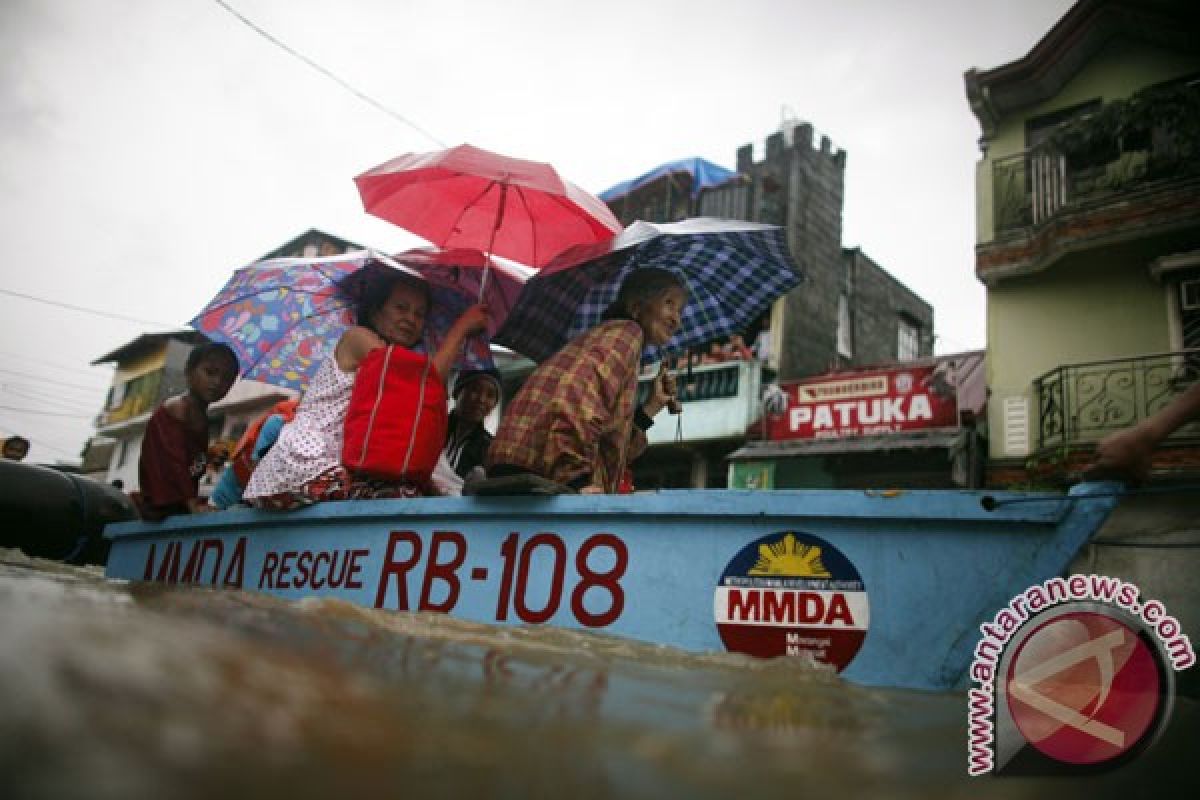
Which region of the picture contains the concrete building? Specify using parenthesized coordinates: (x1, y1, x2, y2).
(612, 126, 935, 380)
(87, 229, 359, 492)
(600, 126, 937, 488)
(965, 0, 1200, 486)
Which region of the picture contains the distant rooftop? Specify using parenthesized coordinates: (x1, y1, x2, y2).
(599, 157, 736, 203)
(91, 330, 205, 365)
(258, 228, 364, 261)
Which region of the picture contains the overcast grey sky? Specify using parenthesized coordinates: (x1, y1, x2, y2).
(0, 0, 1074, 464)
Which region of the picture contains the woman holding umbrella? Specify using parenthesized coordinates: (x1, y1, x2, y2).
(487, 269, 685, 494)
(244, 268, 487, 509)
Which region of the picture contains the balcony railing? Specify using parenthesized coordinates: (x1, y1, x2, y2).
(96, 369, 164, 428)
(636, 359, 767, 444)
(992, 82, 1200, 234)
(1034, 350, 1200, 451)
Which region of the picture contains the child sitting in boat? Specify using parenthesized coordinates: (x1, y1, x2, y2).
(244, 267, 487, 509)
(487, 269, 685, 494)
(209, 399, 298, 509)
(136, 341, 239, 521)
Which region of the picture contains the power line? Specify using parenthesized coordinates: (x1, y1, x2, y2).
(0, 367, 108, 393)
(0, 287, 176, 328)
(0, 404, 93, 419)
(0, 349, 114, 378)
(0, 421, 77, 459)
(1, 386, 98, 412)
(210, 0, 447, 148)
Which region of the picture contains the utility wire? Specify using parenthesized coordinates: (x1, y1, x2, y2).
(0, 404, 93, 419)
(210, 0, 447, 148)
(1, 387, 98, 413)
(0, 367, 108, 393)
(0, 288, 176, 328)
(0, 349, 114, 378)
(0, 420, 76, 458)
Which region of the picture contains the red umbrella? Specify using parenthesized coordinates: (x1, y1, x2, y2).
(354, 143, 622, 268)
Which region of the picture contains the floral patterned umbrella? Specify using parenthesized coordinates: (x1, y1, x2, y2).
(189, 250, 495, 392)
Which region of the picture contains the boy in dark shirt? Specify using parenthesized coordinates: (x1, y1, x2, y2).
(137, 342, 238, 521)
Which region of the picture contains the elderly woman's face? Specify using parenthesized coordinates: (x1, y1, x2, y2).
(372, 282, 428, 347)
(631, 286, 686, 347)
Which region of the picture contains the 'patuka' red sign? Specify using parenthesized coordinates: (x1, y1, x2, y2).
(765, 364, 959, 441)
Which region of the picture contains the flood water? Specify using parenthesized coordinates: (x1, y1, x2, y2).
(1, 548, 1195, 799)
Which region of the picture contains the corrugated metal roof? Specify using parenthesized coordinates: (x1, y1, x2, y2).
(728, 429, 966, 461)
(90, 330, 205, 366)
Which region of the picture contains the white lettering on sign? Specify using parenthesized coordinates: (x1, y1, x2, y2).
(789, 395, 936, 433)
(714, 587, 870, 629)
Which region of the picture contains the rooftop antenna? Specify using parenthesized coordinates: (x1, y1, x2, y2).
(779, 104, 803, 145)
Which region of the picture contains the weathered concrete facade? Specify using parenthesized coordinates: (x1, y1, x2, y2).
(616, 123, 934, 382)
(735, 126, 848, 380)
(841, 248, 935, 369)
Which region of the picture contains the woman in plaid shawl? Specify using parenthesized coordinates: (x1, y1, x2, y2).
(487, 269, 685, 494)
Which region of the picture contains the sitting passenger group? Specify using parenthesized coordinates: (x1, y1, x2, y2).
(137, 267, 685, 519)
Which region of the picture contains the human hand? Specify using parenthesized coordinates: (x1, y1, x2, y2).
(188, 498, 217, 514)
(1083, 425, 1156, 484)
(456, 303, 490, 336)
(580, 484, 605, 495)
(646, 363, 679, 415)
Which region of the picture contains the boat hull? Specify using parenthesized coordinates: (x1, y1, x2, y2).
(104, 484, 1121, 691)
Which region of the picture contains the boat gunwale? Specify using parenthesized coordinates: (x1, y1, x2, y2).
(104, 483, 1124, 540)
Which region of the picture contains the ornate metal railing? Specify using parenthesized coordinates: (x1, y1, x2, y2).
(1034, 350, 1200, 450)
(637, 362, 747, 406)
(991, 81, 1200, 233)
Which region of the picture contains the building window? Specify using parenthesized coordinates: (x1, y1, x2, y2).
(897, 318, 920, 361)
(106, 381, 127, 410)
(1180, 278, 1200, 352)
(837, 294, 853, 358)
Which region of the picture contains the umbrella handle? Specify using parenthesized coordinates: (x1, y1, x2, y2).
(659, 362, 681, 415)
(479, 181, 506, 302)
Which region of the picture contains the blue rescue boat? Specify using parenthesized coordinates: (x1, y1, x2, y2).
(104, 483, 1121, 691)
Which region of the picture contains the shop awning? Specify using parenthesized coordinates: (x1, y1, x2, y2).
(728, 429, 967, 461)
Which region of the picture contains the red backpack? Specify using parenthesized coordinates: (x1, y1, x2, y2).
(342, 345, 448, 485)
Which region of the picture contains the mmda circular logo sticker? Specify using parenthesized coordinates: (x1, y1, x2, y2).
(715, 531, 869, 671)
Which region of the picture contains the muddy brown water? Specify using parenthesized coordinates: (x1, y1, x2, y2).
(0, 550, 1194, 799)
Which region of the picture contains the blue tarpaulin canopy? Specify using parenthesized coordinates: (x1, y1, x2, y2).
(599, 157, 736, 202)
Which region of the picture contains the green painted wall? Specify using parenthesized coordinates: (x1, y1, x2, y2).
(986, 251, 1171, 451)
(728, 457, 837, 489)
(976, 38, 1200, 243)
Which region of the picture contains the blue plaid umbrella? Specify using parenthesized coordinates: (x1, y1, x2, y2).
(494, 218, 803, 363)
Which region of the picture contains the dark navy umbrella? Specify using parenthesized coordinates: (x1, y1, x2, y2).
(494, 218, 804, 364)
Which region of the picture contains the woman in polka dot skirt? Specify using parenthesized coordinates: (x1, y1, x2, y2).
(244, 268, 487, 509)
